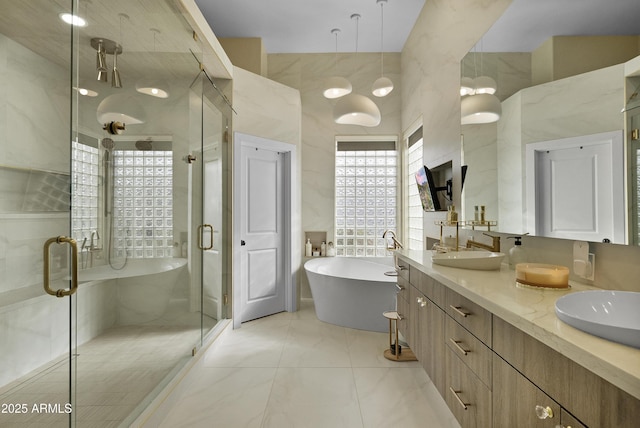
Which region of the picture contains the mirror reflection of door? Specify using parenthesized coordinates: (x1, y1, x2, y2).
(528, 131, 625, 243)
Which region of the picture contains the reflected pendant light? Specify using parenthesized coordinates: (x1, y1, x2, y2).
(97, 93, 147, 125)
(371, 0, 393, 97)
(136, 29, 171, 98)
(461, 93, 502, 124)
(323, 29, 352, 99)
(473, 38, 496, 95)
(333, 13, 381, 127)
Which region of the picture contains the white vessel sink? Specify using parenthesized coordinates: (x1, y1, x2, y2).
(555, 290, 640, 349)
(431, 251, 505, 270)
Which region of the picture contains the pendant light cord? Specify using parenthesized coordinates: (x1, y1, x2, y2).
(351, 14, 361, 75)
(379, 1, 385, 77)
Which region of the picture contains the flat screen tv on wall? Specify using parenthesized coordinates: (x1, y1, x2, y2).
(415, 165, 441, 211)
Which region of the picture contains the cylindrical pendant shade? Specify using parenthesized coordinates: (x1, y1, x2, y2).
(461, 93, 501, 125)
(372, 76, 394, 97)
(473, 75, 497, 95)
(333, 93, 381, 127)
(323, 76, 352, 99)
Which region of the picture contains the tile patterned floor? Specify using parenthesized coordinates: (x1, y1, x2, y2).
(154, 299, 460, 428)
(0, 324, 204, 428)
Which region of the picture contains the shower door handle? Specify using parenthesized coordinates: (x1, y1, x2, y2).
(43, 236, 79, 298)
(198, 224, 214, 250)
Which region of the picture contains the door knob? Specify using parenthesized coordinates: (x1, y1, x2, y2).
(241, 240, 246, 246)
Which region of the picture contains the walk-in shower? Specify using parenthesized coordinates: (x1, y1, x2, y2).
(0, 1, 231, 426)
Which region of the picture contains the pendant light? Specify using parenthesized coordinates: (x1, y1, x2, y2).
(333, 13, 381, 127)
(461, 93, 502, 125)
(473, 39, 496, 95)
(460, 40, 501, 124)
(323, 29, 352, 99)
(136, 29, 170, 98)
(371, 0, 393, 97)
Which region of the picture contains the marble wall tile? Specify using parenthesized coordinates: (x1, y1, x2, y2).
(0, 34, 68, 173)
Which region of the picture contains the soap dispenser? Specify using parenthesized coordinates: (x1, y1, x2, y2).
(508, 236, 526, 269)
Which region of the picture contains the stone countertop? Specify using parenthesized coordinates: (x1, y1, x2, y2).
(395, 249, 640, 401)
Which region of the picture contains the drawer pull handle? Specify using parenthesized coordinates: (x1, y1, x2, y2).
(395, 284, 405, 291)
(416, 297, 427, 307)
(450, 305, 470, 318)
(449, 387, 468, 410)
(535, 405, 554, 419)
(449, 338, 469, 355)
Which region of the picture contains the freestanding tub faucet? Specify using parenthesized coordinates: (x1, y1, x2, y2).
(382, 230, 403, 250)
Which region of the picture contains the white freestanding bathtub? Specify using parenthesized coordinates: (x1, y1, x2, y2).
(79, 258, 187, 324)
(304, 257, 397, 332)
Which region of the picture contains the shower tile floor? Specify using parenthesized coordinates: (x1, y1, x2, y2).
(0, 317, 214, 428)
(150, 299, 461, 428)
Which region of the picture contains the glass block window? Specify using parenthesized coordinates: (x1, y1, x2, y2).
(335, 141, 398, 257)
(112, 150, 173, 258)
(71, 141, 99, 244)
(406, 133, 424, 250)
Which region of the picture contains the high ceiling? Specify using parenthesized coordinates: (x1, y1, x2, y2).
(195, 0, 640, 54)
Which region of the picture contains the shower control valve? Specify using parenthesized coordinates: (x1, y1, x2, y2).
(103, 121, 125, 135)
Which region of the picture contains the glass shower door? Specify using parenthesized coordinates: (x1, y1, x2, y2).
(189, 72, 231, 347)
(0, 0, 76, 425)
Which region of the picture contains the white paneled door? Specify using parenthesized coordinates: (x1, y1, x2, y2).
(239, 145, 285, 322)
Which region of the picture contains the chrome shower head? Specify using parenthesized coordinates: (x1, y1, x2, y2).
(101, 137, 115, 149)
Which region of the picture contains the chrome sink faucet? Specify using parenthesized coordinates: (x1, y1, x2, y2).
(466, 233, 500, 252)
(382, 230, 403, 250)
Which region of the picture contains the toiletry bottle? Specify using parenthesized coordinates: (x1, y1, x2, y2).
(480, 205, 486, 223)
(320, 241, 326, 256)
(450, 205, 458, 223)
(474, 206, 479, 222)
(305, 238, 312, 257)
(508, 236, 526, 269)
(327, 242, 336, 257)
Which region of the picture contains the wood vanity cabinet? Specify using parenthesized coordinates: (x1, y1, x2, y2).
(395, 255, 639, 428)
(493, 316, 640, 428)
(413, 284, 446, 395)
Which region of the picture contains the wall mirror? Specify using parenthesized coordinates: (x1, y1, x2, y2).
(459, 0, 640, 246)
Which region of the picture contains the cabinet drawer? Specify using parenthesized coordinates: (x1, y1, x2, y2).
(446, 288, 492, 345)
(415, 270, 445, 308)
(396, 257, 410, 281)
(446, 316, 492, 388)
(396, 276, 409, 303)
(446, 347, 492, 428)
(493, 353, 561, 428)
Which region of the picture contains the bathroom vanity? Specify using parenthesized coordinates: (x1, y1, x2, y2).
(394, 250, 640, 428)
